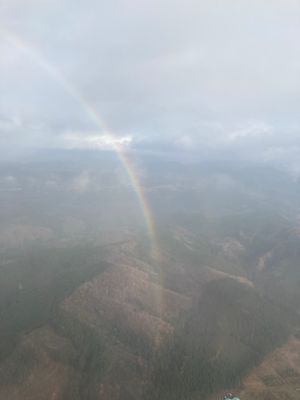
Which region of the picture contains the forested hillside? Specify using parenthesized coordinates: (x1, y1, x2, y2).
(0, 156, 300, 399)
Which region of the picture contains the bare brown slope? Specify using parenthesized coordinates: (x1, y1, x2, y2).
(0, 327, 75, 400)
(0, 250, 191, 400)
(237, 334, 300, 400)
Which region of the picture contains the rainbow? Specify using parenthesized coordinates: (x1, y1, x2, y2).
(1, 30, 168, 337)
(1, 29, 161, 264)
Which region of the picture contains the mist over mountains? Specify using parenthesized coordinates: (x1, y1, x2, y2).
(0, 150, 300, 399)
(1, 1, 300, 398)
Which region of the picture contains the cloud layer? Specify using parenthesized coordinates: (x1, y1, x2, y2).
(0, 1, 299, 166)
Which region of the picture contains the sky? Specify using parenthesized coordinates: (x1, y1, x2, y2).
(0, 0, 299, 169)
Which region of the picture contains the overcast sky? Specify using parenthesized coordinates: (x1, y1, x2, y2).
(0, 1, 299, 168)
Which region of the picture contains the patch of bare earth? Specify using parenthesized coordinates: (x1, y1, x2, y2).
(0, 327, 74, 400)
(236, 335, 300, 400)
(62, 261, 189, 348)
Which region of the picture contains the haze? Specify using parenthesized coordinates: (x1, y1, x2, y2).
(1, 2, 300, 400)
(1, 0, 300, 169)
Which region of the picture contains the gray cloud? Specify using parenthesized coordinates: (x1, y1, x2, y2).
(0, 1, 299, 167)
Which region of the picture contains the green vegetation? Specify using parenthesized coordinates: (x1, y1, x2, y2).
(0, 245, 108, 361)
(1, 159, 300, 399)
(147, 278, 291, 400)
(52, 310, 106, 400)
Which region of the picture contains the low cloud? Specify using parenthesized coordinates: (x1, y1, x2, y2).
(0, 1, 299, 170)
(227, 122, 272, 142)
(61, 132, 132, 151)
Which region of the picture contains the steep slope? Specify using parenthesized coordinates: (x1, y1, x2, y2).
(0, 212, 299, 399)
(0, 327, 75, 400)
(235, 333, 300, 400)
(148, 278, 290, 400)
(0, 244, 190, 400)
